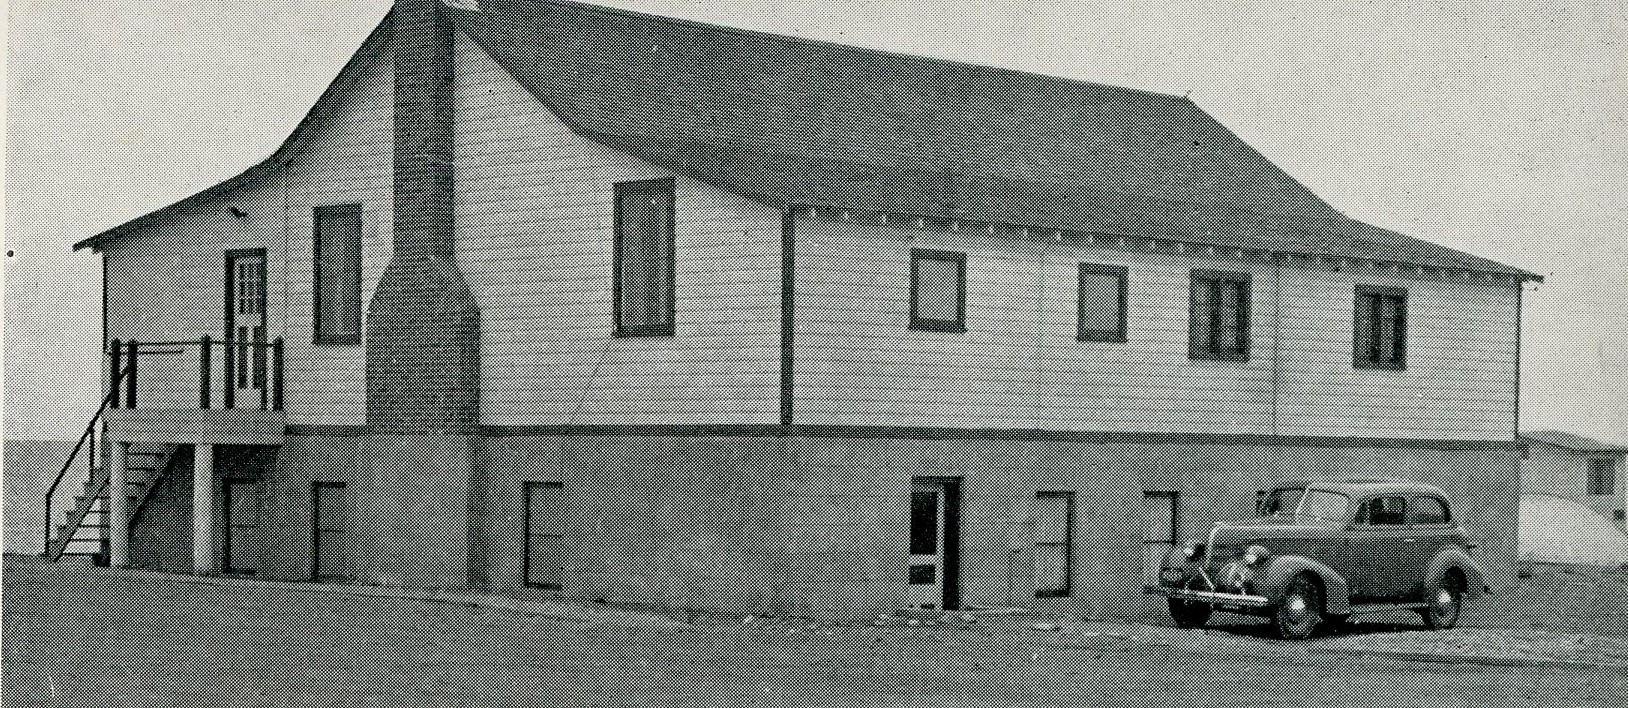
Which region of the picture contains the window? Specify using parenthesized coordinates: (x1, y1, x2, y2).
(1033, 492, 1074, 598)
(1078, 264, 1127, 342)
(613, 178, 676, 336)
(1409, 497, 1451, 525)
(910, 249, 966, 332)
(1354, 285, 1407, 369)
(524, 482, 566, 590)
(1189, 270, 1250, 360)
(1589, 459, 1617, 496)
(1354, 496, 1407, 526)
(313, 205, 363, 345)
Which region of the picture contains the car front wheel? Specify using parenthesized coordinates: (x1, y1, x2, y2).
(1421, 574, 1465, 630)
(1273, 574, 1323, 640)
(1167, 597, 1212, 629)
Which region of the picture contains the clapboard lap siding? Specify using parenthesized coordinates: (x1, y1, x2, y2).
(793, 213, 1518, 440)
(99, 50, 392, 426)
(453, 33, 784, 427)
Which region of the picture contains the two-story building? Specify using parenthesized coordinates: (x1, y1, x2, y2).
(55, 0, 1537, 616)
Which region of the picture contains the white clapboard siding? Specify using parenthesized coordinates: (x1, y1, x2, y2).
(792, 213, 1519, 440)
(453, 33, 784, 427)
(102, 49, 393, 426)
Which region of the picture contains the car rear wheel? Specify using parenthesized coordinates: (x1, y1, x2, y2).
(1167, 598, 1212, 629)
(1421, 573, 1465, 630)
(1273, 574, 1323, 640)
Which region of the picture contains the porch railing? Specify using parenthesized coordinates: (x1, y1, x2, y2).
(107, 337, 284, 412)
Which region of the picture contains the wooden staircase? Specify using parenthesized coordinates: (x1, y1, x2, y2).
(45, 443, 180, 563)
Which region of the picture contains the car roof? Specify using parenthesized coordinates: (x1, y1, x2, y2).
(1275, 478, 1451, 499)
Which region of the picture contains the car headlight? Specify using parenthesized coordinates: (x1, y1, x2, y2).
(1242, 545, 1271, 566)
(1182, 542, 1206, 560)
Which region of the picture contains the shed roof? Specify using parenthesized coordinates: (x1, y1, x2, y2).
(1520, 430, 1628, 454)
(75, 0, 1538, 281)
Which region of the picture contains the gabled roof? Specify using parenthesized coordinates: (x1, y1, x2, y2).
(77, 0, 1536, 281)
(450, 0, 1533, 278)
(1521, 430, 1628, 454)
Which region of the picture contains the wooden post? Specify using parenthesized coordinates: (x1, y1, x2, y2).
(108, 339, 122, 409)
(199, 336, 212, 410)
(272, 338, 285, 411)
(108, 442, 130, 568)
(222, 337, 235, 410)
(124, 340, 139, 409)
(193, 443, 216, 575)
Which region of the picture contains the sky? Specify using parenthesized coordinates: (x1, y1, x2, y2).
(4, 0, 1625, 443)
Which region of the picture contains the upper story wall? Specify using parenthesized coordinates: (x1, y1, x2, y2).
(452, 33, 786, 427)
(792, 210, 1521, 441)
(101, 45, 393, 427)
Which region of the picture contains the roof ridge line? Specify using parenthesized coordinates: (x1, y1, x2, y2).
(493, 0, 1190, 103)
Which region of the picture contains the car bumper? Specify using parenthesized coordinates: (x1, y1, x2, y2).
(1155, 587, 1273, 608)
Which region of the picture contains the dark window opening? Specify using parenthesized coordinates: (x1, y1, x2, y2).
(1355, 285, 1407, 370)
(909, 249, 966, 332)
(1355, 496, 1407, 526)
(1034, 491, 1074, 598)
(910, 488, 940, 555)
(1189, 270, 1250, 361)
(614, 179, 676, 336)
(1408, 496, 1451, 525)
(1078, 264, 1128, 342)
(1589, 459, 1617, 496)
(313, 205, 363, 345)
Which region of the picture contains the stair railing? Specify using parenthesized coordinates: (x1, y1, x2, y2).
(42, 349, 129, 557)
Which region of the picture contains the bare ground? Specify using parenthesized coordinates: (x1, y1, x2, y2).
(4, 556, 1625, 707)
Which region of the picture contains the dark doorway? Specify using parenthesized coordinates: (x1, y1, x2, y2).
(907, 476, 961, 610)
(311, 481, 351, 581)
(222, 480, 261, 575)
(523, 482, 565, 590)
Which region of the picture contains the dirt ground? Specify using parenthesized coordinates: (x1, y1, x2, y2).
(4, 556, 1625, 707)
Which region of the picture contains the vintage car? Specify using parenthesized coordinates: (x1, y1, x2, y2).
(1151, 479, 1489, 639)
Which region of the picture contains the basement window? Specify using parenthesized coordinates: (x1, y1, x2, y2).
(313, 205, 363, 345)
(1033, 491, 1074, 598)
(1188, 270, 1251, 361)
(910, 249, 966, 333)
(1078, 263, 1128, 342)
(1354, 285, 1407, 370)
(614, 179, 676, 337)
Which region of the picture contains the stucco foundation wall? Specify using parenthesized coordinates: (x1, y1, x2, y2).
(474, 433, 1521, 617)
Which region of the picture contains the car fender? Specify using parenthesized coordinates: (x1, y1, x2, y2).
(1258, 555, 1352, 614)
(1425, 547, 1488, 599)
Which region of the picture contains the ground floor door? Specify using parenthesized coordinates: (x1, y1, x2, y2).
(523, 482, 565, 590)
(222, 480, 261, 575)
(312, 481, 351, 581)
(907, 477, 960, 610)
(1142, 491, 1179, 589)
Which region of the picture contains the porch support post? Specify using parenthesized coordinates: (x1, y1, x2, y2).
(107, 441, 130, 568)
(192, 443, 216, 575)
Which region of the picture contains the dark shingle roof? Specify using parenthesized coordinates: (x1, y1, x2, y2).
(450, 0, 1532, 277)
(1521, 430, 1628, 454)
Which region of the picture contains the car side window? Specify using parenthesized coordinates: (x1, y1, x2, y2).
(1408, 496, 1451, 525)
(1354, 496, 1407, 526)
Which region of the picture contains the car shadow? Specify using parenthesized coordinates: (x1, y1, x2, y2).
(1194, 611, 1428, 639)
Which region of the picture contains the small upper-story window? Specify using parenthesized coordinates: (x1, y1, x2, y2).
(614, 178, 676, 337)
(1077, 264, 1127, 342)
(1354, 285, 1407, 370)
(313, 204, 363, 345)
(1189, 270, 1250, 361)
(910, 249, 966, 333)
(1589, 459, 1617, 496)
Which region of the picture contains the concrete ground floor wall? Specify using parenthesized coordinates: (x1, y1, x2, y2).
(127, 431, 1522, 619)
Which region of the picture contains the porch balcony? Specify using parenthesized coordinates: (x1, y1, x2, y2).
(101, 338, 286, 447)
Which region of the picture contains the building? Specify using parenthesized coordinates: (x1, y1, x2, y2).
(54, 0, 1538, 616)
(1521, 430, 1628, 532)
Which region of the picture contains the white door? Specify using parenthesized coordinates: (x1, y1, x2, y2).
(228, 251, 267, 407)
(908, 481, 948, 610)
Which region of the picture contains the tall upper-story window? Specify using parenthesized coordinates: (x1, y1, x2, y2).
(1078, 264, 1127, 342)
(1354, 285, 1407, 370)
(614, 178, 676, 337)
(909, 249, 967, 333)
(1189, 270, 1250, 361)
(313, 204, 363, 345)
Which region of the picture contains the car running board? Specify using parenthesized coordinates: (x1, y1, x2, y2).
(1345, 602, 1430, 616)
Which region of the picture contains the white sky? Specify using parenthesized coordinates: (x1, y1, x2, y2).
(5, 0, 1625, 442)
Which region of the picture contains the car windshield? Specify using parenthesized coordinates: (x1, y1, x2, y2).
(1262, 488, 1350, 524)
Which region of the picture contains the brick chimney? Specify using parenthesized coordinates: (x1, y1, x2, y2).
(366, 0, 481, 434)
